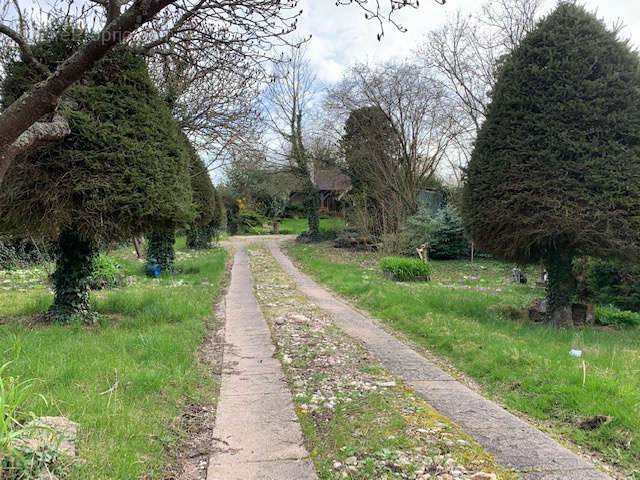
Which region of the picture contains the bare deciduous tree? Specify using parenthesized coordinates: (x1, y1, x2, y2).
(417, 0, 542, 182)
(262, 45, 320, 235)
(327, 61, 459, 214)
(0, 0, 444, 188)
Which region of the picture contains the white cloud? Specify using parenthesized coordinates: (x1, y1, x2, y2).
(298, 0, 640, 86)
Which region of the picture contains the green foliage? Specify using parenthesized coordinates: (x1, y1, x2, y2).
(380, 257, 431, 281)
(0, 32, 195, 243)
(340, 107, 405, 237)
(1, 23, 88, 110)
(185, 137, 215, 227)
(238, 210, 268, 230)
(186, 225, 213, 250)
(89, 254, 124, 290)
(49, 230, 98, 322)
(405, 205, 470, 259)
(340, 106, 398, 193)
(462, 4, 640, 310)
(0, 363, 70, 479)
(263, 192, 288, 219)
(210, 187, 226, 233)
(0, 236, 48, 270)
(575, 257, 640, 312)
(303, 182, 320, 237)
(595, 305, 640, 328)
(146, 231, 175, 272)
(0, 363, 35, 466)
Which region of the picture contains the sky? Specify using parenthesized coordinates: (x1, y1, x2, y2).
(297, 0, 640, 85)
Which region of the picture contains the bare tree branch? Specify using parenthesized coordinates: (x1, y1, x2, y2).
(0, 23, 49, 75)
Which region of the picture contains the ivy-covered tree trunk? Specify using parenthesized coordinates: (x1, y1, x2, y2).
(50, 229, 97, 321)
(303, 180, 320, 237)
(546, 249, 576, 327)
(186, 225, 212, 250)
(147, 231, 176, 271)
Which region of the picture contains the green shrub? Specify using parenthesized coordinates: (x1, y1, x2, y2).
(89, 254, 124, 290)
(238, 210, 267, 230)
(0, 236, 49, 270)
(380, 257, 431, 281)
(404, 205, 470, 260)
(595, 305, 640, 328)
(574, 257, 640, 312)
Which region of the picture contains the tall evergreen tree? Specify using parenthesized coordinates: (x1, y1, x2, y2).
(462, 3, 640, 325)
(184, 138, 216, 250)
(0, 27, 195, 321)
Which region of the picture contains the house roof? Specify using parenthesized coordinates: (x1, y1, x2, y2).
(313, 169, 351, 191)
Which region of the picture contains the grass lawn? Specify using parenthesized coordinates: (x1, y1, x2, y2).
(244, 216, 345, 235)
(287, 242, 640, 478)
(0, 239, 227, 479)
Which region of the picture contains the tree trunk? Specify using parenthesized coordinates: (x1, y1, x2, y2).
(186, 225, 212, 250)
(303, 181, 320, 237)
(146, 231, 175, 271)
(50, 229, 97, 321)
(545, 249, 576, 327)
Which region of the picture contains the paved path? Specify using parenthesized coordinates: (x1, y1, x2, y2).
(207, 240, 316, 480)
(268, 239, 612, 480)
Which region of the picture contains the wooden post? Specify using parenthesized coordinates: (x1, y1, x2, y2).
(471, 241, 475, 264)
(132, 236, 142, 259)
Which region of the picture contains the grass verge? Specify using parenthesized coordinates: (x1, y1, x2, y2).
(0, 241, 227, 479)
(287, 242, 640, 479)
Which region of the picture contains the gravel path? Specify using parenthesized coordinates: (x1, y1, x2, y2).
(268, 239, 612, 480)
(207, 239, 316, 480)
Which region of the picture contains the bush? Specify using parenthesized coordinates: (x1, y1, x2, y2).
(380, 256, 431, 281)
(283, 204, 304, 219)
(574, 257, 640, 312)
(238, 210, 268, 230)
(404, 205, 470, 260)
(296, 230, 338, 244)
(595, 305, 640, 328)
(89, 254, 124, 290)
(0, 236, 49, 270)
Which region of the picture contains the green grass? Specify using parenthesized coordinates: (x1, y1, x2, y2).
(242, 216, 345, 235)
(288, 242, 640, 478)
(0, 241, 227, 479)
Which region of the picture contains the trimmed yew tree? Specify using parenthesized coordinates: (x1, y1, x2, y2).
(462, 3, 640, 325)
(0, 31, 194, 321)
(185, 140, 217, 250)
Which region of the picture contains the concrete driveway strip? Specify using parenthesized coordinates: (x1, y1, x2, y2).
(268, 239, 612, 480)
(207, 240, 316, 480)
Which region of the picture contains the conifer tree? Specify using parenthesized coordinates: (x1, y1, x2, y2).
(462, 3, 640, 325)
(185, 140, 216, 250)
(0, 26, 195, 321)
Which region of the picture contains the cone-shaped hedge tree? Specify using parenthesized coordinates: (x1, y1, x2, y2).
(185, 138, 217, 250)
(462, 3, 640, 325)
(0, 27, 195, 321)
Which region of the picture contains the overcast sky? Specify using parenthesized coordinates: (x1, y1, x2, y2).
(298, 0, 640, 85)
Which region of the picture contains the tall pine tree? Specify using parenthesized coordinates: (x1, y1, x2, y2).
(462, 3, 640, 325)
